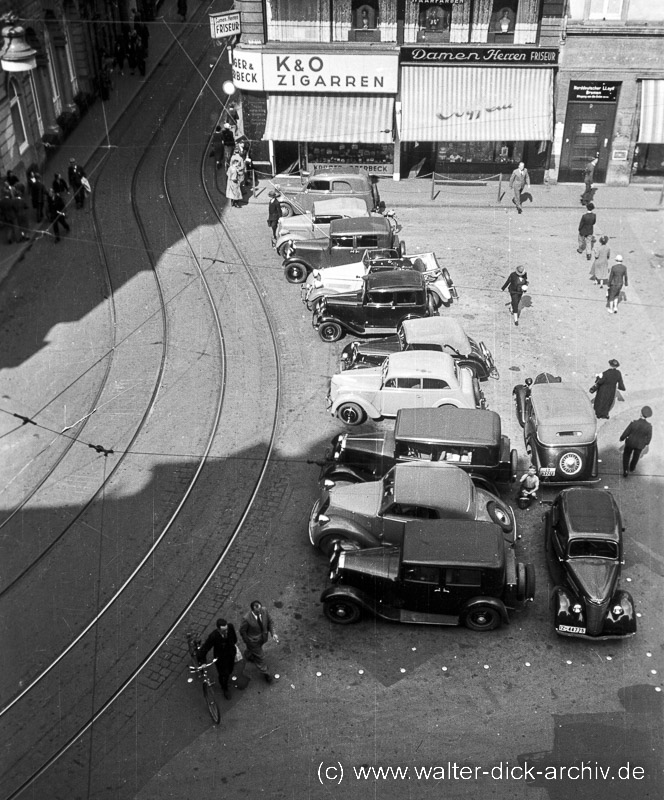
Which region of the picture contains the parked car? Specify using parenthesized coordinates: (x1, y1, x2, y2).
(327, 351, 485, 426)
(283, 216, 404, 284)
(513, 373, 599, 484)
(320, 407, 517, 488)
(545, 487, 636, 639)
(313, 270, 434, 344)
(275, 168, 380, 219)
(321, 520, 534, 630)
(274, 198, 373, 257)
(308, 461, 516, 555)
(302, 251, 457, 314)
(340, 316, 498, 380)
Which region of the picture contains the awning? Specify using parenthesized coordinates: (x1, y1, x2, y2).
(263, 94, 394, 143)
(639, 80, 664, 144)
(399, 66, 553, 142)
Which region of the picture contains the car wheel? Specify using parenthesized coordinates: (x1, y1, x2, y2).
(324, 598, 361, 624)
(558, 451, 583, 477)
(319, 321, 344, 343)
(284, 262, 308, 284)
(442, 267, 453, 287)
(336, 402, 366, 426)
(516, 563, 536, 601)
(463, 605, 501, 632)
(427, 292, 440, 316)
(487, 501, 514, 533)
(398, 240, 407, 257)
(279, 202, 293, 218)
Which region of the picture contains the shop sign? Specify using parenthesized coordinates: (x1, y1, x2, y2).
(400, 47, 558, 66)
(263, 53, 398, 93)
(612, 150, 628, 161)
(209, 11, 241, 39)
(310, 162, 394, 175)
(568, 82, 620, 102)
(231, 48, 264, 89)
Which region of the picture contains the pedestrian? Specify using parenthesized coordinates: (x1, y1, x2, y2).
(225, 156, 243, 207)
(126, 30, 139, 75)
(577, 202, 596, 260)
(509, 161, 529, 214)
(136, 38, 146, 77)
(580, 156, 598, 205)
(220, 123, 235, 169)
(619, 406, 653, 477)
(177, 0, 187, 21)
(12, 190, 29, 241)
(133, 10, 150, 54)
(501, 264, 529, 327)
(68, 158, 87, 209)
(230, 148, 246, 185)
(267, 189, 282, 247)
(46, 187, 70, 243)
(591, 234, 610, 286)
(53, 172, 69, 196)
(28, 170, 46, 223)
(210, 125, 224, 169)
(590, 359, 625, 420)
(0, 189, 19, 244)
(239, 600, 279, 683)
(197, 618, 239, 700)
(113, 36, 126, 75)
(606, 254, 627, 314)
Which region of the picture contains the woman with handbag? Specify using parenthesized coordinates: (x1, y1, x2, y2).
(501, 265, 529, 327)
(591, 359, 625, 420)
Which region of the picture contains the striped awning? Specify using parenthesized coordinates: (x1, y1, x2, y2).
(263, 94, 394, 143)
(399, 66, 553, 142)
(639, 80, 664, 144)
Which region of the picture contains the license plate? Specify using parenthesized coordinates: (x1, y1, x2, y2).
(558, 624, 586, 634)
(539, 467, 556, 477)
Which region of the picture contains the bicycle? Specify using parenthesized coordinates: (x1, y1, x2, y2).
(186, 632, 221, 724)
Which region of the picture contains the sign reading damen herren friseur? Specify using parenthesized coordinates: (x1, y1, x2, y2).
(263, 53, 398, 93)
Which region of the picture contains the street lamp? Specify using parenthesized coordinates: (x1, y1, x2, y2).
(0, 13, 37, 72)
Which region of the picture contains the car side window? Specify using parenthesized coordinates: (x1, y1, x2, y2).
(356, 235, 379, 249)
(386, 504, 437, 519)
(422, 378, 450, 389)
(308, 180, 330, 191)
(366, 291, 394, 305)
(396, 377, 421, 389)
(332, 235, 354, 248)
(403, 565, 440, 584)
(394, 291, 419, 306)
(332, 180, 353, 192)
(398, 442, 438, 461)
(445, 568, 482, 587)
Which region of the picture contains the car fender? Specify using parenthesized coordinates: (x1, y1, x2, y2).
(319, 518, 381, 549)
(427, 279, 452, 304)
(513, 384, 528, 427)
(553, 585, 585, 625)
(603, 589, 637, 636)
(320, 584, 372, 609)
(319, 465, 368, 486)
(331, 393, 380, 420)
(462, 596, 509, 625)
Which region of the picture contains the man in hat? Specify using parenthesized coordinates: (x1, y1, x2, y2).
(577, 202, 596, 260)
(509, 161, 529, 214)
(501, 264, 529, 327)
(620, 407, 653, 477)
(240, 600, 279, 684)
(197, 618, 239, 700)
(591, 359, 625, 419)
(210, 125, 224, 169)
(220, 123, 235, 170)
(267, 188, 282, 247)
(607, 254, 627, 314)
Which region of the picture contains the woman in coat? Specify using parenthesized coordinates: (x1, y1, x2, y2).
(225, 154, 243, 207)
(591, 235, 610, 286)
(500, 264, 529, 327)
(592, 359, 625, 419)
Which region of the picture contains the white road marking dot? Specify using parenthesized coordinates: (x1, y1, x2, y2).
(316, 672, 322, 677)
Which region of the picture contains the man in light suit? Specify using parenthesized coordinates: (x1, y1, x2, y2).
(240, 600, 279, 683)
(509, 161, 530, 214)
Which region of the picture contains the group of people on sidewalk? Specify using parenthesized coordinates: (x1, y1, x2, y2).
(577, 199, 628, 314)
(210, 118, 253, 208)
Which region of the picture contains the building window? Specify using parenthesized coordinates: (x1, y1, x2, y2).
(9, 80, 28, 154)
(487, 0, 518, 42)
(588, 0, 625, 20)
(64, 25, 79, 96)
(417, 2, 452, 41)
(349, 0, 381, 41)
(29, 72, 44, 135)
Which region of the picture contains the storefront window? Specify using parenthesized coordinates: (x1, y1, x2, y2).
(633, 144, 664, 176)
(307, 143, 394, 175)
(487, 0, 518, 42)
(417, 2, 452, 41)
(349, 0, 381, 40)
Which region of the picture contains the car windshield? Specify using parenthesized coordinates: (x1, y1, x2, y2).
(380, 470, 396, 513)
(568, 539, 619, 559)
(397, 325, 407, 350)
(381, 360, 390, 387)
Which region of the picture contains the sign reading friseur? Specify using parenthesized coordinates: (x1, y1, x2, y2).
(232, 48, 398, 93)
(400, 47, 559, 66)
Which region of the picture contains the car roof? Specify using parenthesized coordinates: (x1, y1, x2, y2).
(400, 317, 472, 352)
(395, 407, 501, 445)
(531, 382, 597, 444)
(560, 488, 621, 540)
(392, 462, 472, 512)
(366, 270, 425, 290)
(330, 216, 389, 235)
(385, 351, 457, 380)
(312, 198, 369, 216)
(401, 521, 504, 567)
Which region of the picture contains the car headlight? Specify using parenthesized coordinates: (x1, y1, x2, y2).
(612, 603, 624, 616)
(324, 479, 335, 489)
(312, 270, 321, 280)
(318, 514, 330, 524)
(572, 603, 583, 614)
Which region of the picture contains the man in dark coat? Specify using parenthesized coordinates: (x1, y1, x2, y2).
(620, 406, 653, 477)
(220, 123, 235, 169)
(501, 264, 528, 327)
(581, 156, 598, 204)
(28, 171, 46, 222)
(53, 172, 69, 196)
(240, 600, 279, 683)
(577, 202, 596, 259)
(267, 188, 282, 246)
(68, 158, 87, 209)
(46, 188, 71, 242)
(592, 359, 625, 419)
(607, 254, 628, 314)
(197, 618, 238, 700)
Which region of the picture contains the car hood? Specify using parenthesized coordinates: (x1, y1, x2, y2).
(337, 547, 400, 581)
(290, 239, 328, 254)
(341, 431, 393, 460)
(328, 481, 383, 521)
(331, 368, 382, 394)
(567, 560, 619, 604)
(351, 337, 400, 359)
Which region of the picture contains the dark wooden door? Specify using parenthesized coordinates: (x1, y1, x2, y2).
(559, 103, 617, 183)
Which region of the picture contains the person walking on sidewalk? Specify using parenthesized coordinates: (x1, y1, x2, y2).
(501, 264, 529, 327)
(509, 162, 529, 214)
(591, 234, 610, 286)
(267, 189, 282, 247)
(620, 406, 653, 477)
(225, 155, 243, 207)
(220, 123, 235, 169)
(68, 158, 87, 209)
(52, 172, 69, 197)
(577, 202, 596, 260)
(28, 171, 46, 223)
(0, 188, 19, 244)
(240, 601, 279, 683)
(606, 254, 627, 314)
(591, 359, 625, 420)
(197, 618, 239, 700)
(46, 188, 70, 243)
(580, 156, 598, 205)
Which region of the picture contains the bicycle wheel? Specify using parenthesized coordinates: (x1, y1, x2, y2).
(203, 683, 221, 724)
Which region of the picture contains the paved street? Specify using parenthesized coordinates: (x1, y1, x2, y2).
(0, 5, 663, 800)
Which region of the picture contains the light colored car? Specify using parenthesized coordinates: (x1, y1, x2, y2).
(327, 350, 486, 426)
(302, 251, 456, 313)
(274, 198, 372, 258)
(276, 168, 380, 218)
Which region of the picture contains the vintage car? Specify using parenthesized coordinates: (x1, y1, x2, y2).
(513, 373, 599, 484)
(274, 198, 373, 257)
(275, 168, 380, 218)
(308, 461, 516, 555)
(320, 407, 517, 488)
(545, 487, 636, 639)
(339, 317, 498, 381)
(321, 521, 534, 630)
(313, 270, 434, 344)
(327, 351, 485, 426)
(283, 216, 404, 284)
(301, 251, 457, 314)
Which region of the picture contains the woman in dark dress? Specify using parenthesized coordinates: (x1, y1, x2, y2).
(592, 359, 625, 419)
